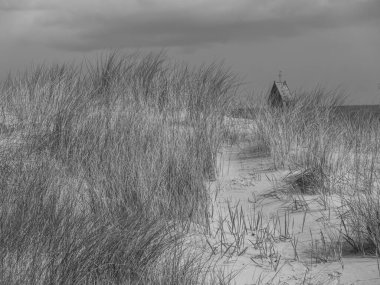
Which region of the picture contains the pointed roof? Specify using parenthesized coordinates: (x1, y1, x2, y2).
(273, 81, 293, 102)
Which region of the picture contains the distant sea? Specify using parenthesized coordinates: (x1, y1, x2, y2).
(230, 105, 380, 119)
(333, 105, 380, 116)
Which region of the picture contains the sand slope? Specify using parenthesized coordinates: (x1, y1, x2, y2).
(204, 143, 380, 284)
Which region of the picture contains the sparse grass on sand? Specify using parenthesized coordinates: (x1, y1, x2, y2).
(250, 89, 380, 259)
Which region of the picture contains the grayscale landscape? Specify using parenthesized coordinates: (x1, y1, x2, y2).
(0, 1, 379, 284)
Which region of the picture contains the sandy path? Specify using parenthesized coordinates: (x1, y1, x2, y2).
(205, 143, 380, 285)
(2, 129, 380, 284)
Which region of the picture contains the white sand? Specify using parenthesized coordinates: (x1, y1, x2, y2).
(197, 143, 380, 284)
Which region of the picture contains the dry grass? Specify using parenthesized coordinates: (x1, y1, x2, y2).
(2, 50, 379, 284)
(250, 88, 380, 258)
(0, 51, 240, 284)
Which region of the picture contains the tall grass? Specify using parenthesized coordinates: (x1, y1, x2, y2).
(0, 51, 240, 284)
(253, 88, 344, 170)
(252, 88, 380, 256)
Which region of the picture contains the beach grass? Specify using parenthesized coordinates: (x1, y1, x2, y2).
(0, 51, 240, 284)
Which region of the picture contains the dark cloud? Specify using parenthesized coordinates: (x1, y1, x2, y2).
(48, 16, 318, 52)
(9, 0, 380, 52)
(0, 0, 53, 11)
(355, 0, 380, 20)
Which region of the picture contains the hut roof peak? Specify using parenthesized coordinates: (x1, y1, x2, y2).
(273, 80, 292, 101)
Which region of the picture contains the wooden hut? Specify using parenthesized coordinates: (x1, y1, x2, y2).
(268, 80, 294, 108)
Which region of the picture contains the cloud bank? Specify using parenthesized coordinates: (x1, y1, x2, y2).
(1, 0, 379, 52)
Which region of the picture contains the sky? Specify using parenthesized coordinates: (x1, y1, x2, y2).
(0, 0, 379, 104)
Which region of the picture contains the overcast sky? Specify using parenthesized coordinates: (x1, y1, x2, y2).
(0, 0, 379, 104)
